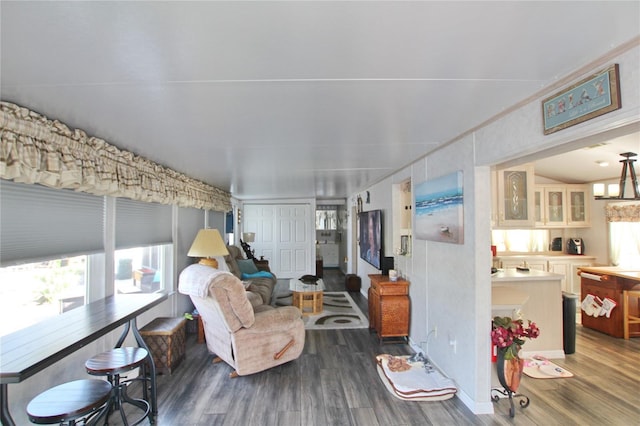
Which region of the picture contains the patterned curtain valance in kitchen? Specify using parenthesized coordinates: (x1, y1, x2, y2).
(605, 202, 640, 222)
(0, 102, 231, 212)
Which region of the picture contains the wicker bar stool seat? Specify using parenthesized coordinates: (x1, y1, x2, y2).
(85, 347, 151, 426)
(26, 379, 112, 425)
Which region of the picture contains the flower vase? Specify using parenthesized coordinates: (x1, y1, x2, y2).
(496, 349, 524, 392)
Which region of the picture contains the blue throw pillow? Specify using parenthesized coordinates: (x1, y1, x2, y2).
(241, 271, 274, 280)
(237, 259, 259, 275)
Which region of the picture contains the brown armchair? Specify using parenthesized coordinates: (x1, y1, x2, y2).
(178, 264, 304, 377)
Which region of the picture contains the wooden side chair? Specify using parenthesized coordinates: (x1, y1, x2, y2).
(622, 290, 640, 339)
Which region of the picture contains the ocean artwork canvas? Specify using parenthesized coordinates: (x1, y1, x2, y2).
(415, 171, 464, 244)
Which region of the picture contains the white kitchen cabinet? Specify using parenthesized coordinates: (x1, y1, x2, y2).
(496, 164, 535, 227)
(566, 185, 590, 227)
(497, 255, 596, 300)
(544, 187, 567, 226)
(533, 185, 567, 227)
(549, 259, 595, 312)
(533, 184, 590, 228)
(548, 260, 571, 292)
(569, 261, 594, 297)
(318, 243, 339, 267)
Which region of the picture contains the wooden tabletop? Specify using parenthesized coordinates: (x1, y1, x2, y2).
(578, 266, 640, 282)
(0, 293, 167, 384)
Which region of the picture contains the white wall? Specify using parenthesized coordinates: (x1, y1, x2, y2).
(352, 41, 640, 414)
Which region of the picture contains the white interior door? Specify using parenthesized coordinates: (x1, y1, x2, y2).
(244, 204, 312, 278)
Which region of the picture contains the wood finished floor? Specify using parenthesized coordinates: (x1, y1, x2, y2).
(120, 269, 639, 425)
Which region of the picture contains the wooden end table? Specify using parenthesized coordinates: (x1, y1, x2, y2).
(289, 278, 325, 315)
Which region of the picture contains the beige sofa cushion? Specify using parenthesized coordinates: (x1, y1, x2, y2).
(225, 245, 243, 279)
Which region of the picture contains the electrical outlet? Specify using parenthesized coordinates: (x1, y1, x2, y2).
(449, 336, 457, 354)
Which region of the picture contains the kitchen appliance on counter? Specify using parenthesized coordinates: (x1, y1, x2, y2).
(551, 237, 563, 251)
(567, 238, 585, 255)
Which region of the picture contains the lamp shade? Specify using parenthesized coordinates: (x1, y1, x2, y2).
(188, 229, 229, 267)
(242, 232, 255, 243)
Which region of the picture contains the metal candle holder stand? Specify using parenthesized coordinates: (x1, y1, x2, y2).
(491, 387, 530, 418)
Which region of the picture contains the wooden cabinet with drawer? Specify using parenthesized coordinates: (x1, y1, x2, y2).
(368, 275, 410, 342)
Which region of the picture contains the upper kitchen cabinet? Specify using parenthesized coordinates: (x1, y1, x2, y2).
(534, 186, 567, 227)
(534, 184, 590, 228)
(566, 184, 590, 227)
(496, 164, 536, 227)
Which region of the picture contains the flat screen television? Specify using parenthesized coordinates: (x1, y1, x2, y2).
(359, 209, 383, 270)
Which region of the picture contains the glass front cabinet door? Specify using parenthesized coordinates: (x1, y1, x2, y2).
(544, 186, 567, 226)
(496, 164, 535, 227)
(566, 184, 590, 227)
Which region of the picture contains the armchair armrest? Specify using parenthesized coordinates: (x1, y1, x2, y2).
(238, 307, 302, 335)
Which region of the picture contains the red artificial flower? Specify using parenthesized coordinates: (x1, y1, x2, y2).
(492, 316, 540, 359)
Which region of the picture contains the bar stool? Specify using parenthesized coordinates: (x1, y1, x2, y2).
(26, 379, 112, 425)
(623, 290, 640, 339)
(85, 347, 151, 425)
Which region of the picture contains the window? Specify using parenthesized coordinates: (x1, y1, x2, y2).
(609, 222, 640, 268)
(316, 207, 338, 230)
(115, 244, 171, 294)
(492, 229, 550, 252)
(0, 180, 176, 337)
(0, 255, 88, 336)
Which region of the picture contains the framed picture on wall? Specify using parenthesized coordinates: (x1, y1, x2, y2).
(542, 64, 621, 135)
(414, 171, 464, 244)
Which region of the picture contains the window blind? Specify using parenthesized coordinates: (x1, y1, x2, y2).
(0, 180, 105, 266)
(115, 198, 172, 249)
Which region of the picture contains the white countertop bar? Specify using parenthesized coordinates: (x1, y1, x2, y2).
(495, 253, 596, 259)
(491, 268, 564, 282)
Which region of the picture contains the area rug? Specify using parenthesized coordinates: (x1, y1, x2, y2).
(375, 354, 457, 401)
(523, 357, 574, 379)
(274, 290, 368, 330)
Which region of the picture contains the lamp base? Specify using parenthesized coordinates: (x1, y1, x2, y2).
(198, 258, 219, 268)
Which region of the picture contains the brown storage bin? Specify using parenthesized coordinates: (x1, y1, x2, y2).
(345, 274, 361, 292)
(140, 317, 186, 375)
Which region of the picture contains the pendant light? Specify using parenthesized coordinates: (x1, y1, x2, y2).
(593, 152, 640, 200)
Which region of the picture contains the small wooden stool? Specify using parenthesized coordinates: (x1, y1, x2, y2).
(26, 379, 112, 425)
(623, 290, 640, 339)
(85, 347, 151, 426)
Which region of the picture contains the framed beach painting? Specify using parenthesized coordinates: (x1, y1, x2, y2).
(414, 171, 464, 244)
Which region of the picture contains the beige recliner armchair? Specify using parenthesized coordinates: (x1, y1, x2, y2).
(178, 264, 304, 377)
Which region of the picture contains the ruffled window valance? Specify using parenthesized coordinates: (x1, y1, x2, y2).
(0, 102, 231, 211)
(605, 202, 640, 222)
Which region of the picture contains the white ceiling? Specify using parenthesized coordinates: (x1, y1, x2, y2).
(533, 130, 640, 185)
(1, 2, 639, 200)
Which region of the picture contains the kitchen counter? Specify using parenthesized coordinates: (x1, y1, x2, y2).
(492, 268, 564, 282)
(492, 268, 564, 358)
(578, 266, 640, 282)
(578, 266, 640, 338)
(496, 252, 595, 259)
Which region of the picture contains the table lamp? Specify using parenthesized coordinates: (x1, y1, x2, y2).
(188, 229, 229, 268)
(241, 232, 256, 259)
